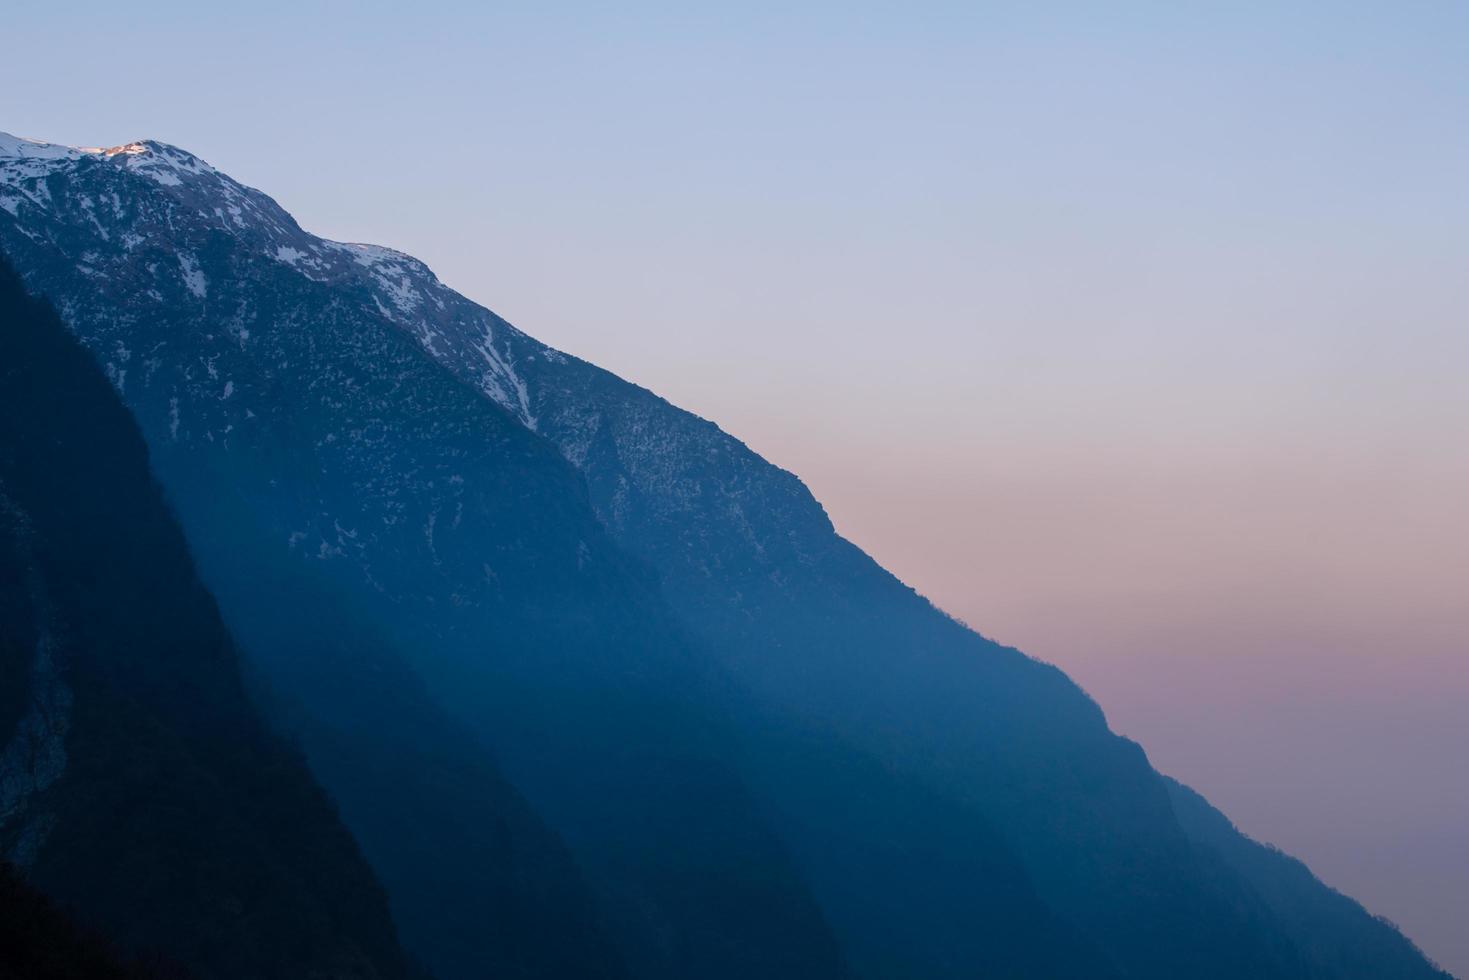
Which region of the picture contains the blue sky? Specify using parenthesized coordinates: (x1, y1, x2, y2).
(7, 1, 1468, 970)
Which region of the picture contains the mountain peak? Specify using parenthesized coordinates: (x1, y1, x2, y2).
(99, 140, 152, 155)
(0, 131, 216, 188)
(95, 138, 219, 187)
(0, 132, 157, 160)
(0, 130, 536, 425)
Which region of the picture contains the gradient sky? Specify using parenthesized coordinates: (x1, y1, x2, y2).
(7, 0, 1467, 971)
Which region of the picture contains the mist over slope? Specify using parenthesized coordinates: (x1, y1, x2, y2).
(0, 132, 1451, 979)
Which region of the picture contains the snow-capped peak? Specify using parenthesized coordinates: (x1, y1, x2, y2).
(99, 141, 150, 156)
(109, 140, 219, 187)
(0, 129, 538, 430)
(0, 132, 166, 161)
(0, 132, 217, 187)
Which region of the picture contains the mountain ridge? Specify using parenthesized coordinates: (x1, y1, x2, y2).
(1, 130, 854, 980)
(0, 129, 1451, 980)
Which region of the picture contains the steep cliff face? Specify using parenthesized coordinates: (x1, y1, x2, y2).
(0, 136, 849, 980)
(0, 131, 1451, 980)
(0, 254, 409, 980)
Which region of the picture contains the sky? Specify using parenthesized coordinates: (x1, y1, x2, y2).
(6, 0, 1467, 971)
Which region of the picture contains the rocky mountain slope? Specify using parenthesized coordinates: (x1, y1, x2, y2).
(0, 134, 848, 980)
(0, 131, 1451, 980)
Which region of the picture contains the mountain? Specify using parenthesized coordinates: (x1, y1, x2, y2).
(0, 131, 1452, 979)
(0, 252, 408, 979)
(0, 134, 848, 980)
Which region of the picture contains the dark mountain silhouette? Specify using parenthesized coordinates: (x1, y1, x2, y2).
(0, 861, 186, 980)
(0, 131, 1453, 979)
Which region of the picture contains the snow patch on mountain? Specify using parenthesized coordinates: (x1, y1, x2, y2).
(178, 252, 207, 298)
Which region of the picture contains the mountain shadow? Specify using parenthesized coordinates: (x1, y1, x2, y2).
(0, 860, 188, 980)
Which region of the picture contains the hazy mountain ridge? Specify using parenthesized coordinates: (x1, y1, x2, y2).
(0, 131, 1452, 979)
(1166, 777, 1452, 979)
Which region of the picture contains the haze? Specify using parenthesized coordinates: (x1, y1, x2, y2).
(7, 0, 1465, 971)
